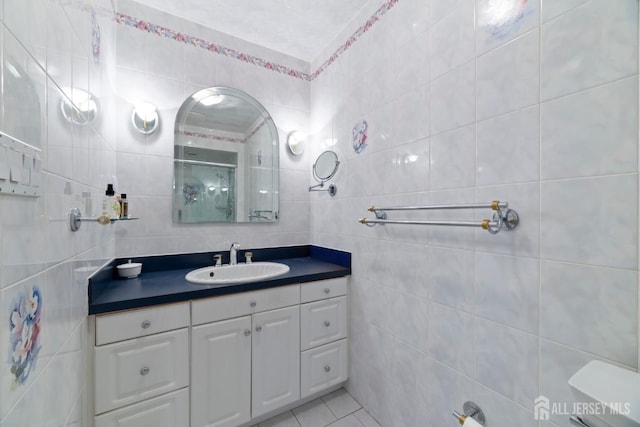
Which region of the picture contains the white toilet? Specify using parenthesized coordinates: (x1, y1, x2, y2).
(568, 360, 640, 427)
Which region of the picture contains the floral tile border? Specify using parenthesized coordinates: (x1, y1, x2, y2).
(114, 0, 400, 81)
(309, 0, 399, 80)
(177, 118, 268, 144)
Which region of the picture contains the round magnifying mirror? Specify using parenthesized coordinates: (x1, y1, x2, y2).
(313, 151, 339, 182)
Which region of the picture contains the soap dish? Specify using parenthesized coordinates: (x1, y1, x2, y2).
(117, 260, 142, 279)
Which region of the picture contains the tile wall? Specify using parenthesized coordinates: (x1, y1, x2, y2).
(1, 0, 639, 426)
(0, 0, 311, 424)
(0, 0, 117, 425)
(308, 1, 640, 426)
(111, 0, 312, 258)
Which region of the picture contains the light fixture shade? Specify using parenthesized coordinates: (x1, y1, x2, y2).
(60, 87, 98, 126)
(132, 102, 159, 134)
(287, 130, 305, 155)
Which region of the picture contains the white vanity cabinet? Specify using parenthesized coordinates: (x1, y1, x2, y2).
(299, 278, 348, 399)
(191, 316, 252, 427)
(191, 285, 301, 427)
(90, 277, 348, 427)
(92, 302, 190, 426)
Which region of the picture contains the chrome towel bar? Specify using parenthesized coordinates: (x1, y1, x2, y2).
(360, 200, 519, 234)
(368, 201, 507, 212)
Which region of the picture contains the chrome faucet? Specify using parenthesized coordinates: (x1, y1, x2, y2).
(229, 242, 240, 265)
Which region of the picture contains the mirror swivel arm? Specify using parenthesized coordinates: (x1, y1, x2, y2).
(309, 182, 337, 196)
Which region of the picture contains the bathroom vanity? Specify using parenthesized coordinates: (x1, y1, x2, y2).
(87, 246, 351, 427)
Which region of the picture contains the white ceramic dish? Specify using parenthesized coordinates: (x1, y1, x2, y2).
(117, 260, 142, 279)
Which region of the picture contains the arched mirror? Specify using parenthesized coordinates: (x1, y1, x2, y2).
(173, 87, 279, 223)
(309, 150, 339, 197)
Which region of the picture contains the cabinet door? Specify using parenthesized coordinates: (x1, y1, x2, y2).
(95, 388, 188, 427)
(192, 316, 252, 427)
(301, 339, 348, 399)
(252, 305, 300, 418)
(301, 296, 347, 351)
(94, 329, 189, 414)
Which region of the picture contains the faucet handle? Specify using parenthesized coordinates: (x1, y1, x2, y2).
(230, 242, 240, 250)
(213, 254, 222, 266)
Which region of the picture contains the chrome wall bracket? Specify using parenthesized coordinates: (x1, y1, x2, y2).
(453, 401, 485, 426)
(70, 208, 82, 232)
(309, 182, 337, 197)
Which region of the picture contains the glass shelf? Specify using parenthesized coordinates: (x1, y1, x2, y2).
(69, 208, 140, 232)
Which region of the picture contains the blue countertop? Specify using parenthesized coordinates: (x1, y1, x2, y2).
(89, 246, 351, 315)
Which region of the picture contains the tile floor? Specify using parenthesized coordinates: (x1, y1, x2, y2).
(255, 389, 382, 427)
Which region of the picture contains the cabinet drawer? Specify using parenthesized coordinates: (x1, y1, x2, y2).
(300, 277, 347, 303)
(301, 296, 347, 351)
(96, 302, 190, 345)
(192, 284, 300, 325)
(95, 328, 189, 414)
(94, 388, 189, 427)
(301, 339, 348, 399)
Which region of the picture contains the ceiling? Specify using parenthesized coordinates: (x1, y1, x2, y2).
(131, 0, 373, 61)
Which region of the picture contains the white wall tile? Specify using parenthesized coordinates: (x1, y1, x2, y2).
(477, 29, 540, 121)
(477, 106, 540, 186)
(427, 246, 474, 312)
(430, 62, 475, 135)
(116, 25, 147, 71)
(420, 356, 474, 427)
(541, 261, 638, 367)
(395, 138, 430, 194)
(476, 319, 539, 407)
(475, 252, 540, 334)
(430, 124, 475, 190)
(393, 87, 430, 145)
(430, 1, 475, 79)
(541, 0, 638, 100)
(390, 291, 429, 351)
(428, 302, 475, 376)
(474, 383, 538, 427)
(540, 0, 588, 23)
(541, 175, 638, 269)
(389, 344, 427, 426)
(541, 77, 638, 180)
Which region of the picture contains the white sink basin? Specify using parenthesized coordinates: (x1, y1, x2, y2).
(185, 262, 290, 285)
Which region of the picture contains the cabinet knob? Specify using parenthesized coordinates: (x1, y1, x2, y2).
(250, 300, 257, 308)
(141, 320, 151, 329)
(244, 329, 251, 336)
(323, 320, 331, 327)
(324, 365, 331, 372)
(255, 325, 262, 332)
(324, 288, 330, 294)
(140, 367, 150, 376)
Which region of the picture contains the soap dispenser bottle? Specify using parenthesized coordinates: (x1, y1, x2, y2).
(103, 184, 121, 219)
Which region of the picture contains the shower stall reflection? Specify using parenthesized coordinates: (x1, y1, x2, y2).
(173, 147, 237, 223)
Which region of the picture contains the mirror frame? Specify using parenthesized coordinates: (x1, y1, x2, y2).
(309, 150, 339, 197)
(173, 86, 280, 223)
(313, 150, 340, 182)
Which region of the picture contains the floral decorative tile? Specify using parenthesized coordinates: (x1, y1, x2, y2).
(352, 120, 368, 154)
(8, 286, 42, 385)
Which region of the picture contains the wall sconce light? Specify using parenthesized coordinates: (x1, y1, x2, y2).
(287, 130, 306, 156)
(60, 87, 98, 126)
(131, 102, 159, 135)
